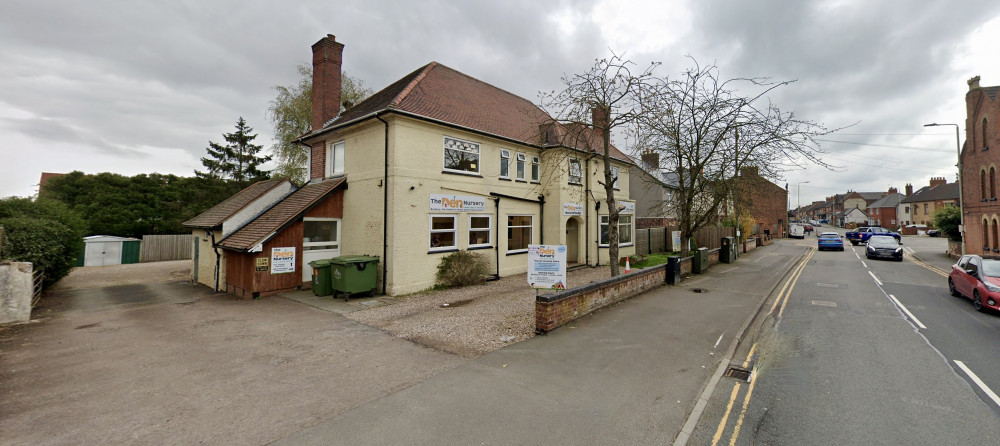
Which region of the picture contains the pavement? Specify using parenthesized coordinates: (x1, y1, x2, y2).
(272, 239, 812, 445)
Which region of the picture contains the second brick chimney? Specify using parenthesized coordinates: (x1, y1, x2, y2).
(312, 34, 344, 131)
(905, 183, 913, 196)
(930, 176, 947, 188)
(640, 150, 659, 170)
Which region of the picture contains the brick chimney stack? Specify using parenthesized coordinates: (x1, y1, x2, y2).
(887, 186, 898, 195)
(929, 176, 947, 188)
(592, 106, 609, 142)
(311, 34, 344, 131)
(905, 183, 913, 196)
(969, 75, 981, 91)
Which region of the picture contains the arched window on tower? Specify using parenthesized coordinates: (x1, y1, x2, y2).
(984, 220, 990, 252)
(984, 118, 989, 150)
(992, 218, 999, 252)
(991, 167, 996, 199)
(982, 169, 988, 200)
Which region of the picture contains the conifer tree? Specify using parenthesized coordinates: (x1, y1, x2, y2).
(197, 117, 271, 185)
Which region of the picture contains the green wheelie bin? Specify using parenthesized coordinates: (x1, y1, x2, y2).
(309, 259, 334, 296)
(330, 255, 380, 301)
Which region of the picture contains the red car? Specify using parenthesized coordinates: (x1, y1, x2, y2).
(949, 255, 1000, 312)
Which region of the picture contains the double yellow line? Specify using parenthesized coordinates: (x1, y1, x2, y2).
(904, 249, 949, 277)
(710, 247, 815, 446)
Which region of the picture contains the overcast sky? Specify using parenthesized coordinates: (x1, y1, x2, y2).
(3, 0, 1000, 208)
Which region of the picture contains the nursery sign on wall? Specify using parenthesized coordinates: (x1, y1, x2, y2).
(527, 244, 567, 290)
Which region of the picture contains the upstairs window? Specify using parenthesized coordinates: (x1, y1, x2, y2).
(611, 165, 620, 189)
(443, 137, 480, 175)
(326, 141, 345, 177)
(531, 156, 540, 182)
(568, 158, 582, 184)
(499, 149, 510, 179)
(516, 153, 526, 181)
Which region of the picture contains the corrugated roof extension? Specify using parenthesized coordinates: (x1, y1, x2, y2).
(216, 178, 346, 251)
(304, 61, 631, 163)
(182, 179, 290, 229)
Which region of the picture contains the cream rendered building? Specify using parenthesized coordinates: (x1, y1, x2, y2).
(300, 35, 635, 295)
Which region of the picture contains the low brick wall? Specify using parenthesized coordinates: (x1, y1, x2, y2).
(536, 264, 667, 333)
(536, 247, 725, 333)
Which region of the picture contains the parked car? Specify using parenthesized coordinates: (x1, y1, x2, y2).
(949, 255, 1000, 312)
(819, 219, 829, 224)
(927, 229, 941, 237)
(817, 232, 844, 251)
(865, 235, 903, 261)
(789, 223, 805, 239)
(846, 226, 902, 245)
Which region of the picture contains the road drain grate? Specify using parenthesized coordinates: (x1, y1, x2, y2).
(690, 288, 708, 293)
(724, 366, 751, 381)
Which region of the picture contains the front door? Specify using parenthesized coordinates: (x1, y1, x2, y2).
(566, 218, 579, 264)
(302, 218, 342, 283)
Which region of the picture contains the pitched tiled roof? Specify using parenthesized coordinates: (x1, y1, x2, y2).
(868, 193, 904, 208)
(858, 191, 885, 201)
(183, 179, 290, 229)
(216, 178, 346, 251)
(311, 62, 631, 163)
(900, 183, 960, 203)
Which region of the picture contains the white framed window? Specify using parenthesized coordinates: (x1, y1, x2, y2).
(303, 218, 341, 251)
(568, 158, 582, 184)
(599, 214, 633, 246)
(469, 215, 492, 248)
(507, 215, 533, 253)
(443, 136, 480, 175)
(531, 156, 540, 182)
(499, 149, 510, 179)
(611, 165, 620, 189)
(429, 215, 458, 251)
(516, 153, 526, 181)
(326, 141, 345, 177)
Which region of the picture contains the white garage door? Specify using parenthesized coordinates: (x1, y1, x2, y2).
(84, 242, 121, 267)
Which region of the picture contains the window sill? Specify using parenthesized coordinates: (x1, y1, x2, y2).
(530, 181, 540, 184)
(499, 177, 511, 181)
(428, 248, 459, 254)
(515, 179, 527, 183)
(442, 170, 482, 178)
(468, 245, 494, 251)
(506, 250, 528, 256)
(598, 243, 634, 248)
(568, 181, 583, 186)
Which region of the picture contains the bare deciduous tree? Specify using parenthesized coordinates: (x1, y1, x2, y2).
(540, 54, 657, 276)
(636, 58, 839, 255)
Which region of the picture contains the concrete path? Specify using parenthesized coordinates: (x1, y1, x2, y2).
(273, 241, 809, 445)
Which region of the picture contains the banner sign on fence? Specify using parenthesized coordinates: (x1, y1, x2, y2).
(271, 247, 296, 274)
(672, 231, 682, 250)
(430, 194, 486, 212)
(562, 202, 583, 216)
(527, 244, 567, 290)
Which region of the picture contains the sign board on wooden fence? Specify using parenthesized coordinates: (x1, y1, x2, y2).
(672, 231, 681, 250)
(527, 244, 567, 290)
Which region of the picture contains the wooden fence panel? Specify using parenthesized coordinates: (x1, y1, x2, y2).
(140, 234, 193, 262)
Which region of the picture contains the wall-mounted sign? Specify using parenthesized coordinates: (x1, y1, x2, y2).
(430, 194, 486, 212)
(562, 202, 583, 216)
(672, 231, 682, 250)
(271, 247, 296, 274)
(255, 257, 269, 272)
(616, 201, 635, 214)
(528, 244, 567, 290)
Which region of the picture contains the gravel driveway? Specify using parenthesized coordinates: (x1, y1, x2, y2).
(345, 266, 612, 358)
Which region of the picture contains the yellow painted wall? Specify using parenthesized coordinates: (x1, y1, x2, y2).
(191, 229, 226, 290)
(314, 114, 633, 295)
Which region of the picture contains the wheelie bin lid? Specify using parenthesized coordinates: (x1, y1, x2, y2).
(329, 255, 380, 265)
(308, 259, 334, 267)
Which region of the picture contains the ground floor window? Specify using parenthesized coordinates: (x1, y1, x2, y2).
(600, 214, 633, 246)
(469, 215, 492, 248)
(430, 215, 457, 251)
(507, 215, 532, 253)
(303, 218, 340, 251)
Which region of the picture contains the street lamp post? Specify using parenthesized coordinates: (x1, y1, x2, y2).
(796, 181, 810, 221)
(924, 123, 965, 256)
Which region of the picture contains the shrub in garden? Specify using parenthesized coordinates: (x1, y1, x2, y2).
(0, 197, 87, 287)
(435, 250, 490, 287)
